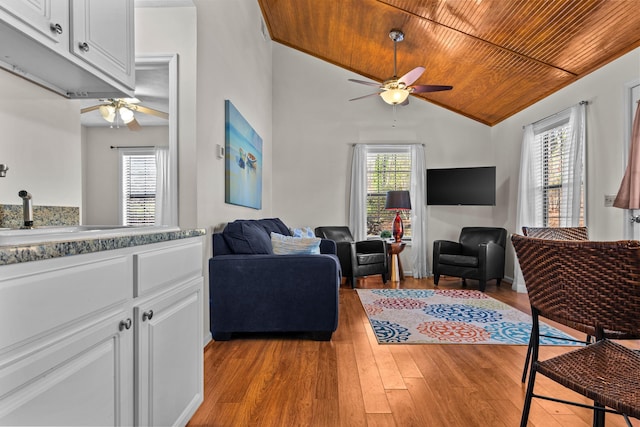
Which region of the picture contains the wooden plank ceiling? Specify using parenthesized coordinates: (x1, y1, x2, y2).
(258, 0, 640, 126)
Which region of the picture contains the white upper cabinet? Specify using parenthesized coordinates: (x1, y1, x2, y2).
(0, 0, 134, 97)
(0, 0, 69, 54)
(71, 0, 135, 89)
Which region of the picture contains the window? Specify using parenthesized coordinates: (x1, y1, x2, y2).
(535, 120, 584, 227)
(120, 150, 156, 226)
(366, 148, 411, 238)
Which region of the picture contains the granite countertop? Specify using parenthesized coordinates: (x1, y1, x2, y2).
(0, 228, 206, 266)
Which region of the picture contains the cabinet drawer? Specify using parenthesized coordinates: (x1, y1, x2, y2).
(0, 254, 131, 351)
(134, 239, 202, 297)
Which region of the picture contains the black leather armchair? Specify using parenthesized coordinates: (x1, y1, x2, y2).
(432, 227, 507, 292)
(315, 226, 388, 288)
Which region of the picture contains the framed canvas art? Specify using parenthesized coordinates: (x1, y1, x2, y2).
(225, 100, 263, 209)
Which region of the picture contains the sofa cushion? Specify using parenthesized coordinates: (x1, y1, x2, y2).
(439, 254, 479, 268)
(356, 252, 386, 265)
(271, 232, 321, 255)
(223, 220, 273, 254)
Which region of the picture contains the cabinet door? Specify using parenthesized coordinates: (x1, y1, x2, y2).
(135, 278, 203, 427)
(0, 309, 134, 426)
(0, 0, 69, 53)
(70, 0, 134, 88)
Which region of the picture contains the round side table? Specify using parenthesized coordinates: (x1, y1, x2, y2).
(388, 242, 406, 283)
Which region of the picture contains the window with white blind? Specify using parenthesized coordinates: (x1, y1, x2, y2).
(120, 149, 156, 226)
(535, 119, 584, 227)
(366, 148, 412, 238)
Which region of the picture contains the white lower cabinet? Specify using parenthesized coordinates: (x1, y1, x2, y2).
(0, 307, 134, 426)
(0, 237, 204, 426)
(135, 278, 203, 427)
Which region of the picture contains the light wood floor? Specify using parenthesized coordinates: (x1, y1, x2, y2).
(187, 276, 639, 427)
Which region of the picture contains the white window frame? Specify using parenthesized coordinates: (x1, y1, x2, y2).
(365, 146, 412, 239)
(119, 148, 157, 226)
(534, 118, 585, 227)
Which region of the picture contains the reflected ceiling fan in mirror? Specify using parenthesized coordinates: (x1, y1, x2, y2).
(80, 98, 169, 131)
(349, 29, 453, 106)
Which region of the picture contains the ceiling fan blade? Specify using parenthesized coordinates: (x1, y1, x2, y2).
(80, 104, 103, 114)
(132, 104, 169, 120)
(348, 78, 381, 88)
(349, 92, 382, 101)
(411, 84, 453, 93)
(398, 66, 425, 86)
(126, 117, 142, 131)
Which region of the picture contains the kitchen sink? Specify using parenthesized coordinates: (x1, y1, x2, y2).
(0, 225, 180, 246)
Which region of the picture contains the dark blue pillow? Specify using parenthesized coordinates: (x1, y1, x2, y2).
(257, 218, 291, 236)
(223, 220, 273, 254)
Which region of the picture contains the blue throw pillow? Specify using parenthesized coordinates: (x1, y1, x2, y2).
(271, 232, 321, 255)
(257, 218, 291, 236)
(292, 226, 316, 238)
(223, 220, 273, 254)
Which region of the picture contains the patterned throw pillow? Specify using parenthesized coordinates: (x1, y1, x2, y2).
(292, 226, 316, 238)
(271, 232, 321, 255)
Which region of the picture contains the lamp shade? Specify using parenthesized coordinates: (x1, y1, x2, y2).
(385, 190, 411, 210)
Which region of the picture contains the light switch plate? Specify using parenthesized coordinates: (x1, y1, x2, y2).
(604, 194, 616, 207)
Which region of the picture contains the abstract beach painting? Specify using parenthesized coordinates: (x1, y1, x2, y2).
(225, 100, 263, 209)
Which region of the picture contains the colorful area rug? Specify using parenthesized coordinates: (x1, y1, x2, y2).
(356, 288, 581, 345)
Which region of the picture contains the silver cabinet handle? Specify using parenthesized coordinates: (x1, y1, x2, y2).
(49, 23, 63, 34)
(78, 42, 90, 52)
(142, 310, 154, 322)
(119, 318, 132, 331)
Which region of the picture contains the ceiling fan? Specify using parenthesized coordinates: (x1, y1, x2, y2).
(349, 29, 453, 106)
(80, 98, 169, 131)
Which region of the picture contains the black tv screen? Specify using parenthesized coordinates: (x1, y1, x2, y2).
(427, 166, 496, 206)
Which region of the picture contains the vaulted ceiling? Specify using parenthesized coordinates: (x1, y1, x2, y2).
(258, 0, 640, 126)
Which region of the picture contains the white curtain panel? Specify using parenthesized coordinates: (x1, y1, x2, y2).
(560, 104, 586, 226)
(513, 124, 538, 291)
(410, 144, 428, 278)
(154, 147, 174, 226)
(349, 144, 368, 241)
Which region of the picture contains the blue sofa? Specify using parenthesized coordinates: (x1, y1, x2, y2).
(209, 218, 341, 341)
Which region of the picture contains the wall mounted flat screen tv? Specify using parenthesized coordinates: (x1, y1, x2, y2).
(427, 166, 496, 206)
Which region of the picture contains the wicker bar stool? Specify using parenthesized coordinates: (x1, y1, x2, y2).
(512, 235, 640, 427)
(519, 226, 640, 383)
(521, 226, 589, 240)
(519, 226, 590, 383)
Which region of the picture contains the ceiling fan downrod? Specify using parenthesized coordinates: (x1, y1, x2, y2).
(389, 29, 404, 78)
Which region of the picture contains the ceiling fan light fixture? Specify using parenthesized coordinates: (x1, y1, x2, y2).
(99, 105, 116, 123)
(119, 107, 135, 124)
(381, 88, 410, 105)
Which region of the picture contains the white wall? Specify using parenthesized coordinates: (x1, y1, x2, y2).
(83, 126, 168, 224)
(493, 47, 640, 290)
(270, 44, 495, 272)
(194, 0, 273, 230)
(0, 70, 81, 208)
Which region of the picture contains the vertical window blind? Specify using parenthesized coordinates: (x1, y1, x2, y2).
(121, 153, 156, 225)
(366, 150, 412, 237)
(534, 121, 584, 227)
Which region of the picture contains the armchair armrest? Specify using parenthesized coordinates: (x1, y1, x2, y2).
(477, 241, 506, 277)
(433, 240, 462, 255)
